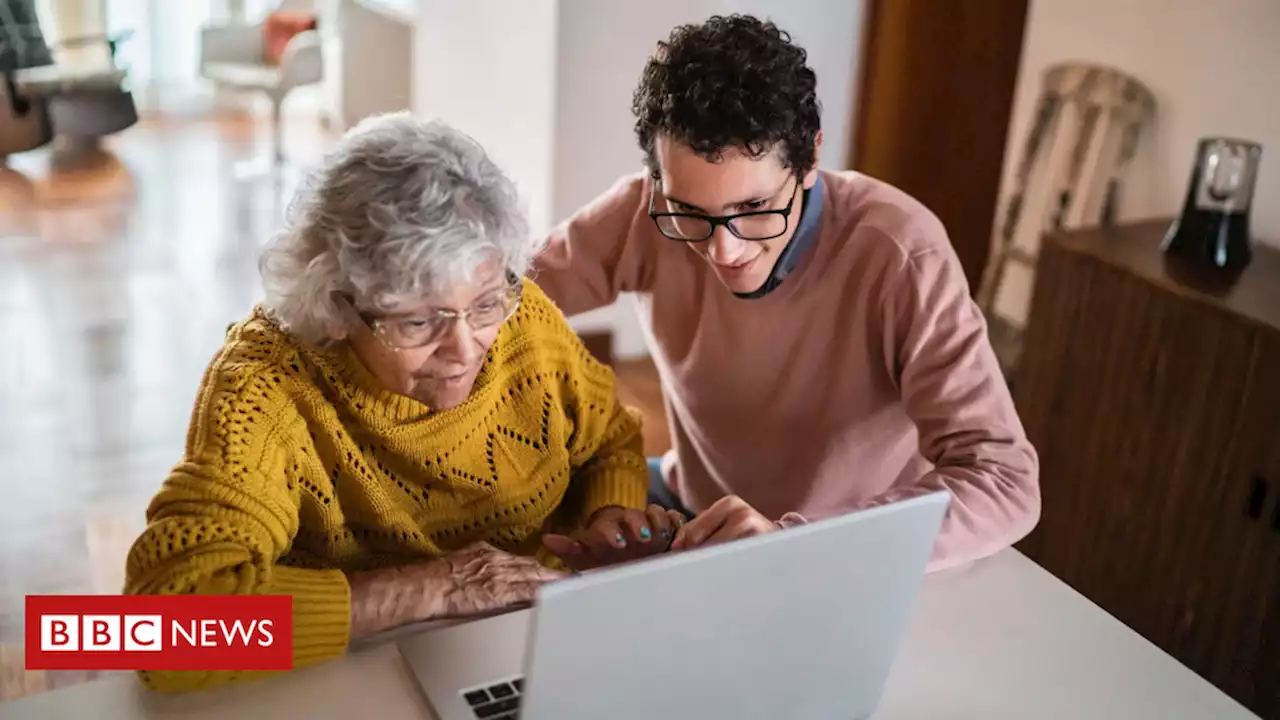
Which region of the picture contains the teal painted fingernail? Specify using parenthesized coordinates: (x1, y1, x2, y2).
(639, 526, 652, 540)
(615, 533, 626, 547)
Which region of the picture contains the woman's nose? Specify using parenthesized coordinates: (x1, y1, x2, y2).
(434, 318, 481, 363)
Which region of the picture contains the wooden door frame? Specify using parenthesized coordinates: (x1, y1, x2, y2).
(847, 0, 1029, 292)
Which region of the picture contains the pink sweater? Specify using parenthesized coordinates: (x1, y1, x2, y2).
(534, 170, 1040, 570)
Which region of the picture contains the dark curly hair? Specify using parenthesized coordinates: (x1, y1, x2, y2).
(632, 14, 821, 177)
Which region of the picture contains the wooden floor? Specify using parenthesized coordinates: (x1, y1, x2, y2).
(0, 116, 667, 703)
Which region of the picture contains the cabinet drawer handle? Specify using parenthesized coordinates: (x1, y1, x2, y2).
(1246, 476, 1268, 520)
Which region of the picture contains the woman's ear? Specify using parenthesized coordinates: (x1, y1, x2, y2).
(326, 291, 356, 341)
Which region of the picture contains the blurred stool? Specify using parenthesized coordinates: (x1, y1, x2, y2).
(15, 63, 137, 163)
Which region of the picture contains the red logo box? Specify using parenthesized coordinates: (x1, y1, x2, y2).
(26, 595, 293, 671)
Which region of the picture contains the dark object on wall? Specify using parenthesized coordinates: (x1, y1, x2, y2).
(1015, 220, 1280, 719)
(1163, 137, 1263, 280)
(850, 0, 1028, 290)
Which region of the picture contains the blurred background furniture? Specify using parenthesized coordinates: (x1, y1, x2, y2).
(1014, 220, 1280, 719)
(1, 0, 137, 161)
(1, 74, 53, 158)
(0, 0, 55, 157)
(16, 30, 138, 156)
(978, 63, 1156, 377)
(199, 0, 322, 163)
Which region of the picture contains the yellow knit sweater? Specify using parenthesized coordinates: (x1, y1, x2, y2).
(123, 281, 647, 692)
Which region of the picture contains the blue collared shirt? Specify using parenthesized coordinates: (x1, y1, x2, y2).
(735, 173, 825, 299)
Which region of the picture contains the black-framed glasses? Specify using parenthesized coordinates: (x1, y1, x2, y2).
(349, 277, 523, 351)
(648, 176, 800, 242)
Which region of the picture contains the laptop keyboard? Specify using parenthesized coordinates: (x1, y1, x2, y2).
(462, 677, 524, 719)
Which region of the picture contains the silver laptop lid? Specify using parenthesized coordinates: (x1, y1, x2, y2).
(519, 491, 949, 720)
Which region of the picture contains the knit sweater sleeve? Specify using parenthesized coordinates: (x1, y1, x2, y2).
(571, 393, 649, 520)
(123, 348, 350, 692)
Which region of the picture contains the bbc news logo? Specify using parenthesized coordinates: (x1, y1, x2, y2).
(26, 595, 293, 671)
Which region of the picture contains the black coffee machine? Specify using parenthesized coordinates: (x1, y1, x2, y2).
(1162, 136, 1263, 277)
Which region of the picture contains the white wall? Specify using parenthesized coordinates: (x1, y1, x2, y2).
(736, 0, 862, 171)
(414, 0, 559, 238)
(994, 0, 1280, 323)
(416, 0, 863, 358)
(324, 0, 415, 131)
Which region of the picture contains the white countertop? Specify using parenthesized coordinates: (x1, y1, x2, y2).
(2, 550, 1259, 719)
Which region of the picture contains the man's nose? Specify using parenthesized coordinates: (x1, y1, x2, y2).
(707, 226, 747, 264)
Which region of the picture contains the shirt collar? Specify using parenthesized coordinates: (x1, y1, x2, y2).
(735, 172, 825, 299)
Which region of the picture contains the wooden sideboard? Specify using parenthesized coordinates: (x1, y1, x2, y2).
(1014, 220, 1280, 719)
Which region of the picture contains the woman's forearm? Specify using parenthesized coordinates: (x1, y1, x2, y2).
(348, 560, 451, 640)
(347, 542, 566, 641)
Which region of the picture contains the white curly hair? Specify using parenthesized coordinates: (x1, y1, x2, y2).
(259, 112, 535, 346)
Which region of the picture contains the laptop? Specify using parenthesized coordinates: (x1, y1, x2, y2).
(397, 491, 949, 720)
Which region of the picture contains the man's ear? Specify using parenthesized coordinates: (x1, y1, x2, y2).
(803, 130, 824, 189)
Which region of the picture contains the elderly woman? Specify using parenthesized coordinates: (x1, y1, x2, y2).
(123, 113, 679, 692)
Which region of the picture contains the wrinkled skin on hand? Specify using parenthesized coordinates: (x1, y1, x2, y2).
(433, 541, 568, 617)
(348, 542, 567, 638)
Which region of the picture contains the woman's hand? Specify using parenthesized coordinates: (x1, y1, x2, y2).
(349, 542, 566, 640)
(542, 505, 686, 572)
(434, 541, 569, 616)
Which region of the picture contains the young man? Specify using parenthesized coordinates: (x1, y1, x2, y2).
(535, 14, 1039, 571)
